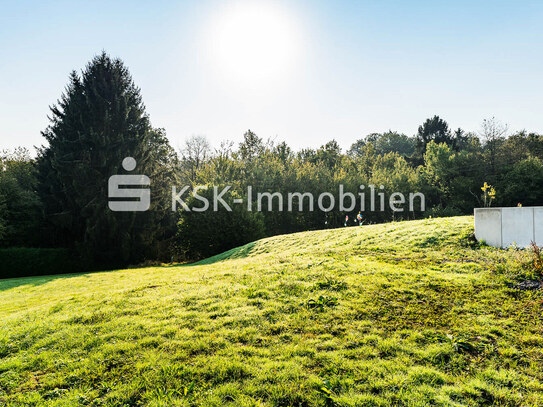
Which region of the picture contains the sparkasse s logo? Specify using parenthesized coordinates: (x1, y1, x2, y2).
(108, 157, 150, 212)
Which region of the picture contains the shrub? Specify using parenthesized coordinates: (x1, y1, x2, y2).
(528, 242, 543, 279)
(0, 247, 78, 279)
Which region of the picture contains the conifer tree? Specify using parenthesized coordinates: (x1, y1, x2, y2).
(38, 52, 177, 267)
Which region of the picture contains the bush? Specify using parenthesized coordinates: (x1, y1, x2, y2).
(176, 186, 266, 260)
(0, 248, 78, 279)
(527, 242, 543, 279)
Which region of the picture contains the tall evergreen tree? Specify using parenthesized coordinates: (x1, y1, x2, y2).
(414, 116, 453, 162)
(38, 52, 177, 267)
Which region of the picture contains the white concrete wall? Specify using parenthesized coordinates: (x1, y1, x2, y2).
(474, 208, 502, 247)
(474, 207, 543, 248)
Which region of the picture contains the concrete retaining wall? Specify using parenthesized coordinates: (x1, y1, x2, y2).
(474, 207, 543, 248)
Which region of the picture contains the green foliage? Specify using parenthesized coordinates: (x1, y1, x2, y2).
(422, 141, 484, 212)
(174, 120, 543, 260)
(319, 379, 339, 407)
(315, 277, 348, 291)
(0, 192, 6, 241)
(415, 115, 453, 160)
(4, 98, 543, 266)
(176, 186, 266, 259)
(314, 140, 342, 169)
(0, 248, 76, 278)
(238, 129, 265, 162)
(306, 295, 338, 311)
(501, 131, 543, 162)
(0, 148, 42, 247)
(37, 52, 178, 267)
(527, 242, 543, 279)
(500, 157, 543, 206)
(351, 131, 415, 158)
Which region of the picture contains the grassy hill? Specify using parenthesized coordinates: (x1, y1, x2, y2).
(1, 216, 542, 406)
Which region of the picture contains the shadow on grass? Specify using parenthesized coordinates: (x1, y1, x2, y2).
(192, 242, 257, 266)
(0, 271, 96, 292)
(0, 241, 260, 291)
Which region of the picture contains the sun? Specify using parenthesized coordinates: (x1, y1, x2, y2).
(207, 1, 301, 86)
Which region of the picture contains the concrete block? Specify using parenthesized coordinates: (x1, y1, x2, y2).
(474, 208, 502, 247)
(501, 207, 534, 248)
(474, 207, 543, 248)
(534, 208, 543, 246)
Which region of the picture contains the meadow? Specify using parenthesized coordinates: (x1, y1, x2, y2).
(1, 216, 542, 406)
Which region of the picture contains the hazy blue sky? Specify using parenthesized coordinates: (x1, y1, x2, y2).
(1, 0, 542, 152)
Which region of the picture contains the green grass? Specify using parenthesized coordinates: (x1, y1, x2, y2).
(1, 216, 543, 406)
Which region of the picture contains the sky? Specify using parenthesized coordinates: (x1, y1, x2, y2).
(1, 0, 542, 153)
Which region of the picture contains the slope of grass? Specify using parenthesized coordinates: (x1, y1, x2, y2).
(1, 216, 542, 406)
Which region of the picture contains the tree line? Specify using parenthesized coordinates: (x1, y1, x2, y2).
(1, 52, 543, 270)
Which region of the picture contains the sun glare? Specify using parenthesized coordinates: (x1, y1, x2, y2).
(207, 1, 301, 87)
